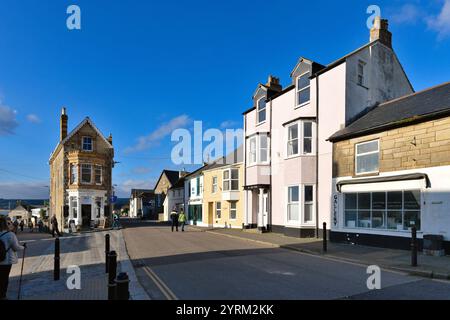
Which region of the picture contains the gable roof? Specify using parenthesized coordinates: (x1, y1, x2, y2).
(154, 170, 181, 190)
(328, 82, 450, 142)
(49, 117, 113, 162)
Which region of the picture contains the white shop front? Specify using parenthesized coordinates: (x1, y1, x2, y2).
(67, 189, 107, 228)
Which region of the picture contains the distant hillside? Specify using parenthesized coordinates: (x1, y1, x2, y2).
(0, 199, 48, 209)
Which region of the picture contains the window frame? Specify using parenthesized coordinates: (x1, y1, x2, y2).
(223, 168, 239, 191)
(287, 185, 300, 224)
(296, 72, 311, 107)
(286, 121, 316, 158)
(82, 136, 93, 152)
(229, 201, 237, 220)
(256, 97, 267, 124)
(80, 163, 92, 184)
(215, 201, 222, 219)
(212, 176, 218, 194)
(70, 164, 78, 185)
(343, 190, 421, 232)
(247, 134, 270, 166)
(94, 165, 102, 185)
(357, 60, 366, 87)
(355, 139, 380, 175)
(303, 185, 315, 224)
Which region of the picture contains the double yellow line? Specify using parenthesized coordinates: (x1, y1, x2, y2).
(140, 260, 178, 300)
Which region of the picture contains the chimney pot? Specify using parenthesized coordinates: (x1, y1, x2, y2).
(370, 17, 392, 48)
(60, 107, 68, 141)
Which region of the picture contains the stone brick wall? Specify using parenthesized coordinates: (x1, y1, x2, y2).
(333, 116, 450, 178)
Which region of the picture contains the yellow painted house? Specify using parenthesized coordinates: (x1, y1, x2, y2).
(202, 162, 244, 229)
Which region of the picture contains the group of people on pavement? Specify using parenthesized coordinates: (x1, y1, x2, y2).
(0, 216, 26, 300)
(170, 207, 187, 232)
(10, 217, 46, 234)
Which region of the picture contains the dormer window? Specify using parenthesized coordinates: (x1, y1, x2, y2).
(82, 136, 93, 151)
(257, 97, 267, 123)
(296, 73, 310, 106)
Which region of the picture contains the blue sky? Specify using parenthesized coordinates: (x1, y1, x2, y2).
(0, 0, 449, 198)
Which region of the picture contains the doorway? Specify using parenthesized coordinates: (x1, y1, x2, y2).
(263, 193, 269, 228)
(81, 205, 91, 228)
(208, 202, 214, 227)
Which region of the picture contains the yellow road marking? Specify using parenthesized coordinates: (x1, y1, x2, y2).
(141, 261, 178, 300)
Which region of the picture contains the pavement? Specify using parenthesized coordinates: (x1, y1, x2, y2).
(6, 228, 149, 300)
(195, 227, 450, 280)
(121, 220, 450, 300)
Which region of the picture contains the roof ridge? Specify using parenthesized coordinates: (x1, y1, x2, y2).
(378, 81, 450, 107)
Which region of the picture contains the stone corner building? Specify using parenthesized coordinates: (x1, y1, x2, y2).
(49, 108, 114, 230)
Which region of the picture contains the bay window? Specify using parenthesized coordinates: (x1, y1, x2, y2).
(81, 164, 92, 184)
(355, 140, 379, 175)
(70, 164, 78, 184)
(296, 73, 310, 106)
(223, 168, 239, 191)
(344, 190, 421, 231)
(95, 165, 102, 185)
(247, 134, 270, 165)
(286, 121, 315, 157)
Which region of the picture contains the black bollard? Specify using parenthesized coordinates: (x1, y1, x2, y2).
(54, 237, 60, 281)
(105, 234, 110, 273)
(116, 272, 130, 300)
(107, 251, 117, 300)
(411, 226, 418, 267)
(323, 222, 327, 253)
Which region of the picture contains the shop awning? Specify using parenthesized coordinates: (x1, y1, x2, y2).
(336, 173, 431, 193)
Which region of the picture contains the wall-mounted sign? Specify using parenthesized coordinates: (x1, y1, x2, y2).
(333, 194, 339, 227)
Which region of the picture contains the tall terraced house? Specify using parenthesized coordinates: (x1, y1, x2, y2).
(49, 108, 114, 231)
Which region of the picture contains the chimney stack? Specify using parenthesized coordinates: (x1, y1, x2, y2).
(60, 107, 68, 141)
(108, 133, 113, 145)
(266, 75, 282, 92)
(370, 17, 392, 48)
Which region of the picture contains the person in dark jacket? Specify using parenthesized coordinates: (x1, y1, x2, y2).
(50, 215, 61, 237)
(170, 208, 179, 232)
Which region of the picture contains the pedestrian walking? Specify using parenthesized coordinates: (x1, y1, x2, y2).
(170, 208, 179, 232)
(28, 219, 34, 233)
(12, 220, 18, 234)
(19, 220, 24, 232)
(50, 215, 61, 237)
(0, 216, 26, 300)
(112, 212, 121, 230)
(38, 219, 44, 233)
(179, 209, 187, 232)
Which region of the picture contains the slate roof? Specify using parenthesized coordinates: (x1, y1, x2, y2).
(328, 82, 450, 142)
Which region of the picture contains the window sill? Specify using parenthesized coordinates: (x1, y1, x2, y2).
(255, 121, 267, 127)
(285, 153, 316, 160)
(357, 83, 369, 90)
(353, 171, 380, 178)
(294, 101, 310, 109)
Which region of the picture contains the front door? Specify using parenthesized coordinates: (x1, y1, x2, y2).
(263, 193, 269, 228)
(208, 202, 214, 227)
(81, 205, 91, 228)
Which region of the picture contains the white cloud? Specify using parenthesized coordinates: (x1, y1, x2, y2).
(219, 120, 240, 129)
(427, 0, 450, 40)
(391, 4, 421, 24)
(26, 114, 41, 124)
(132, 166, 152, 175)
(125, 115, 191, 153)
(0, 103, 18, 136)
(0, 182, 49, 199)
(115, 179, 155, 197)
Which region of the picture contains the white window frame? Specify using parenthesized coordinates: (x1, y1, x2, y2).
(82, 136, 93, 152)
(94, 165, 102, 185)
(287, 185, 300, 224)
(296, 72, 311, 107)
(229, 201, 237, 220)
(247, 134, 270, 166)
(81, 164, 92, 184)
(212, 176, 218, 194)
(223, 168, 239, 191)
(215, 201, 222, 219)
(286, 121, 316, 159)
(70, 197, 78, 219)
(256, 97, 267, 124)
(355, 139, 380, 175)
(70, 164, 78, 185)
